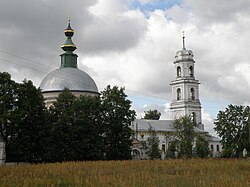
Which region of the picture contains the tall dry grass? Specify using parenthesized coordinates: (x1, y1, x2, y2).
(0, 159, 249, 187)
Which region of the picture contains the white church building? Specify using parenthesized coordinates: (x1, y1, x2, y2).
(0, 22, 222, 163)
(131, 34, 222, 159)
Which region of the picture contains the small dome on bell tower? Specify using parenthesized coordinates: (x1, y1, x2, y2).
(175, 49, 194, 62)
(175, 31, 194, 62)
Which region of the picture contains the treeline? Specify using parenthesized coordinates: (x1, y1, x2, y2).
(0, 72, 136, 163)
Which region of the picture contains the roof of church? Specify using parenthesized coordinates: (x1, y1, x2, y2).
(133, 119, 206, 133)
(208, 135, 221, 142)
(39, 19, 98, 94)
(132, 139, 141, 145)
(39, 68, 98, 93)
(174, 32, 194, 62)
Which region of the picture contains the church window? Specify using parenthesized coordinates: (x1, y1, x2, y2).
(211, 145, 214, 150)
(162, 144, 166, 153)
(177, 66, 181, 77)
(216, 145, 220, 152)
(189, 66, 193, 77)
(177, 88, 181, 100)
(190, 88, 195, 100)
(191, 112, 196, 124)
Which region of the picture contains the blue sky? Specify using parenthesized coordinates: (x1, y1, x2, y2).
(130, 0, 182, 12)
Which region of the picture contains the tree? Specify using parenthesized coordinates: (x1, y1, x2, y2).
(0, 73, 49, 163)
(7, 80, 48, 163)
(194, 134, 209, 158)
(165, 132, 178, 158)
(101, 85, 136, 160)
(47, 86, 136, 162)
(48, 89, 76, 162)
(0, 72, 18, 163)
(166, 140, 178, 158)
(146, 127, 161, 159)
(144, 110, 161, 120)
(71, 95, 104, 161)
(174, 115, 196, 158)
(48, 89, 105, 162)
(214, 104, 249, 157)
(0, 74, 137, 162)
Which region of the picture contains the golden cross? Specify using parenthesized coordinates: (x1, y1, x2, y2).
(68, 11, 71, 23)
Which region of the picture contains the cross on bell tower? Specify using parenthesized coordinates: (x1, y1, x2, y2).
(170, 32, 203, 129)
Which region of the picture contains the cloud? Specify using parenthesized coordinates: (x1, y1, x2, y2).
(80, 9, 180, 98)
(183, 0, 250, 24)
(74, 1, 250, 111)
(0, 0, 95, 85)
(78, 0, 147, 53)
(166, 4, 197, 24)
(1, 0, 250, 131)
(202, 110, 218, 137)
(135, 0, 156, 5)
(132, 101, 172, 120)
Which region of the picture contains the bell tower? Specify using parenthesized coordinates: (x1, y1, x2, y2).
(170, 32, 203, 129)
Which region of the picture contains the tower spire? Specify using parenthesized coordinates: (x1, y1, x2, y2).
(61, 19, 76, 52)
(182, 31, 186, 50)
(60, 19, 78, 68)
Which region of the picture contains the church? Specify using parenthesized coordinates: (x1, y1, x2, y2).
(39, 21, 222, 159)
(131, 34, 222, 159)
(0, 21, 221, 164)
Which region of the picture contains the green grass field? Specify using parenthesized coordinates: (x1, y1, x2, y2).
(0, 159, 250, 187)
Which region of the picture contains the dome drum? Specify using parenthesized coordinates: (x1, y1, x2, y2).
(42, 90, 99, 108)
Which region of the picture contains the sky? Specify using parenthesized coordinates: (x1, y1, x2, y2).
(1, 0, 250, 136)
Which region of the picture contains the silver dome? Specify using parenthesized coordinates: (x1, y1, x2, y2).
(175, 49, 194, 61)
(39, 68, 98, 93)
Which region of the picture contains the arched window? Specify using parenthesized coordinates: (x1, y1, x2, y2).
(162, 144, 166, 153)
(190, 88, 195, 100)
(191, 112, 196, 124)
(177, 66, 181, 77)
(177, 88, 181, 100)
(189, 66, 193, 77)
(216, 145, 220, 152)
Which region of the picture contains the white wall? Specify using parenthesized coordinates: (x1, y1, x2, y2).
(209, 141, 222, 157)
(0, 141, 5, 164)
